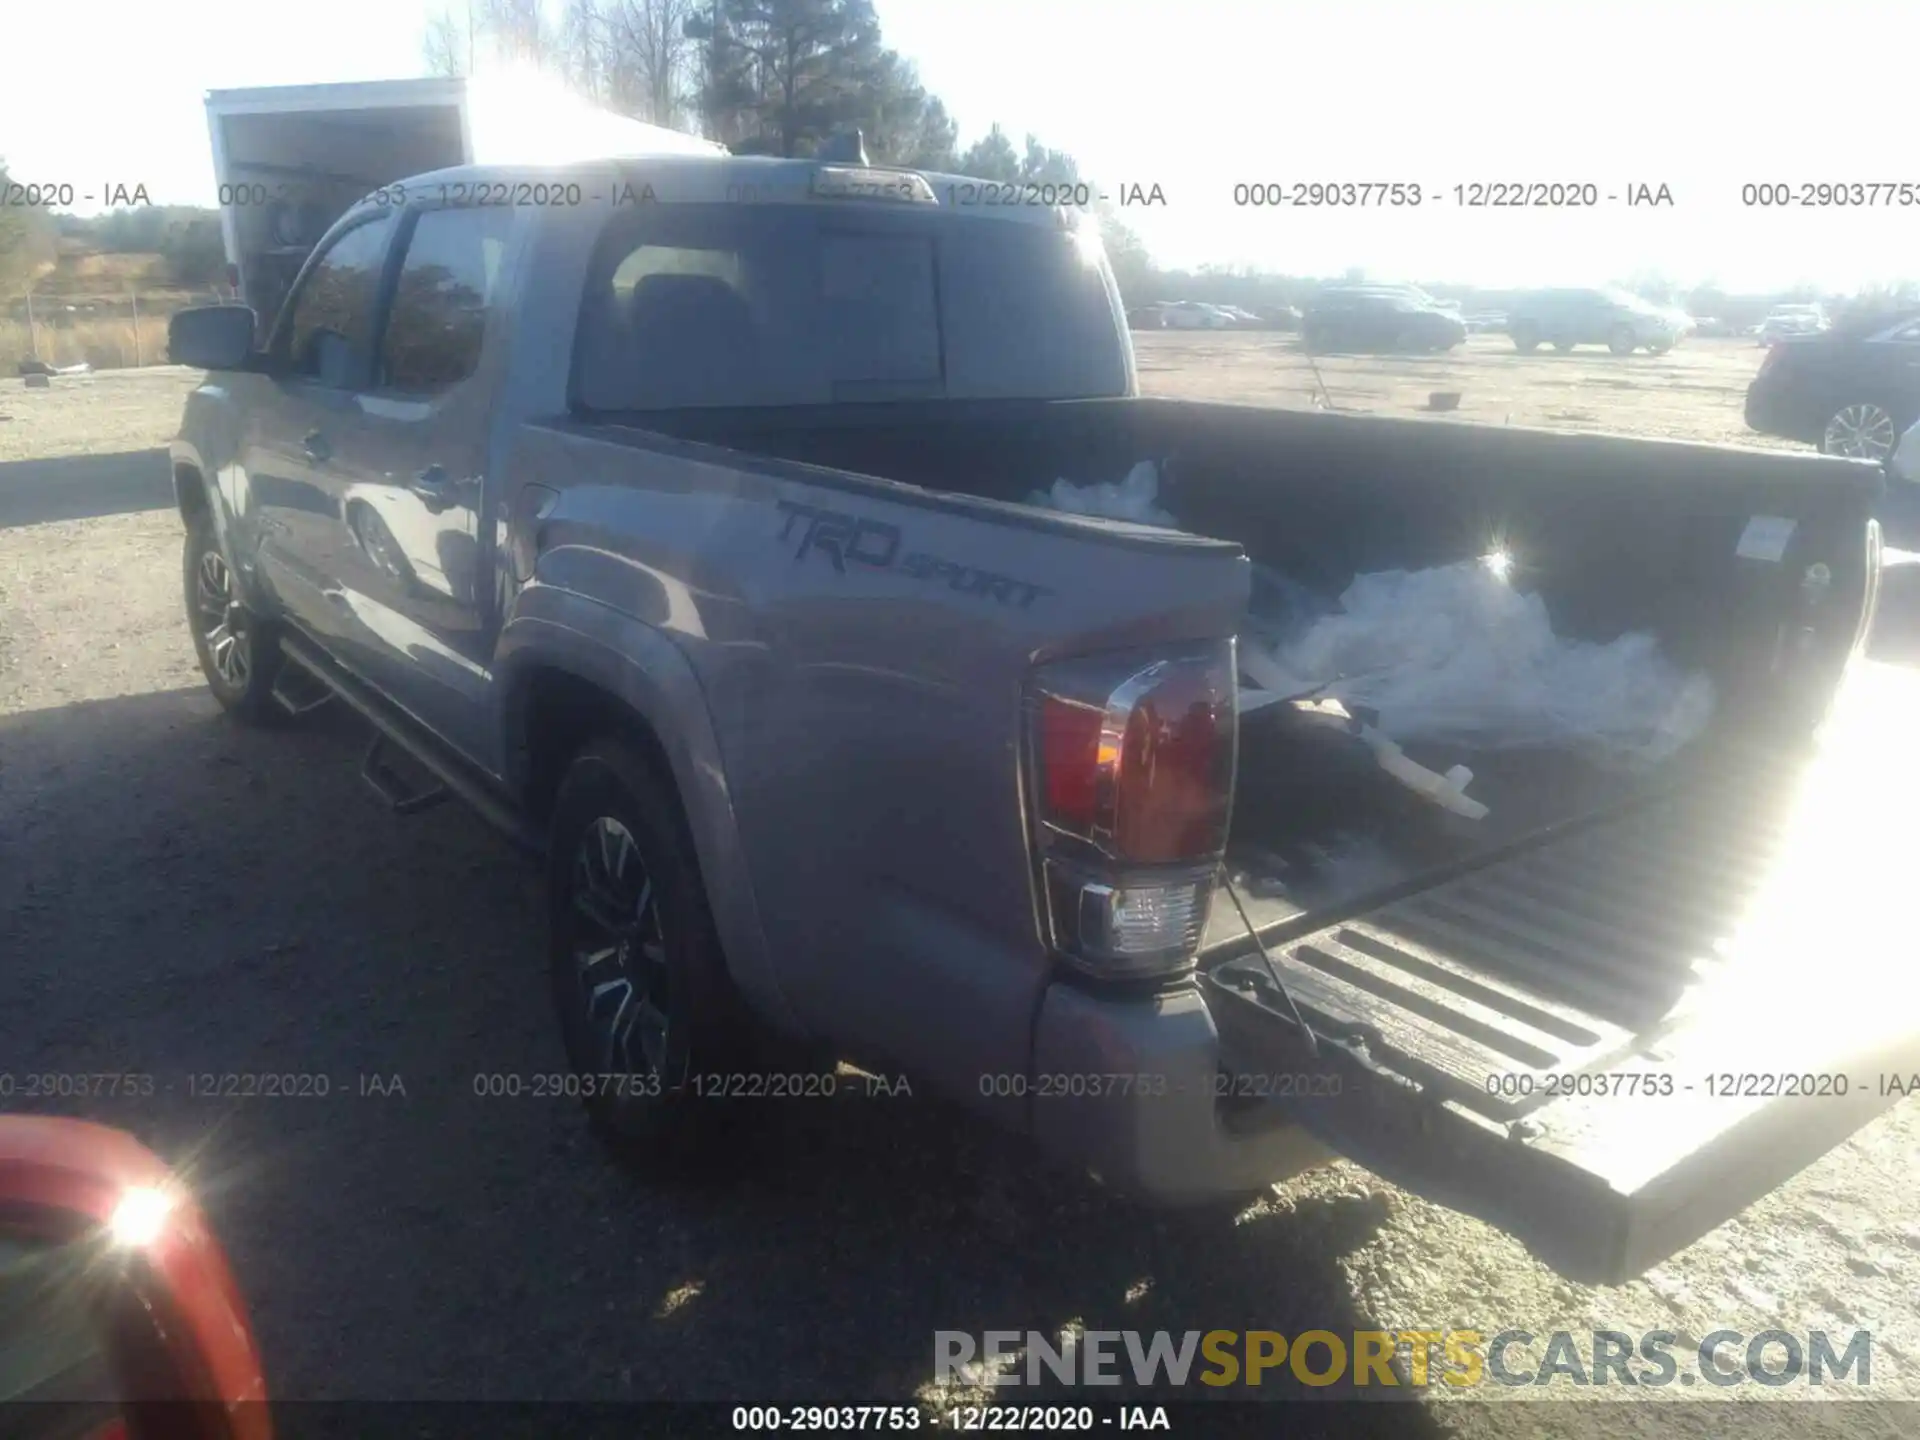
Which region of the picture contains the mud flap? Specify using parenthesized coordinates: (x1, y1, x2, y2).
(1199, 687, 1920, 1284)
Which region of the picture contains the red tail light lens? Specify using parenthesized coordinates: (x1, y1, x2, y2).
(1025, 642, 1237, 980)
(1111, 657, 1233, 863)
(1039, 695, 1103, 833)
(1030, 645, 1236, 864)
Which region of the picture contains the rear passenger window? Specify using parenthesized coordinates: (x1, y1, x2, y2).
(378, 206, 515, 394)
(282, 213, 398, 388)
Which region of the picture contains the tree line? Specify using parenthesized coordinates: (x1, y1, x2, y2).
(0, 164, 228, 293)
(422, 0, 1156, 294)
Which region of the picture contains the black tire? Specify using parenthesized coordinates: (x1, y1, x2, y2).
(1552, 339, 1576, 353)
(1510, 322, 1540, 353)
(546, 736, 767, 1166)
(1608, 325, 1638, 356)
(183, 518, 283, 724)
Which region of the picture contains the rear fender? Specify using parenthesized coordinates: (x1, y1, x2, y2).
(495, 588, 792, 1033)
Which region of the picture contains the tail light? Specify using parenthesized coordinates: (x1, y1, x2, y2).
(1023, 640, 1237, 980)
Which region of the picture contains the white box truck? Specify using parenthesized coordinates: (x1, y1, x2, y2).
(205, 73, 723, 335)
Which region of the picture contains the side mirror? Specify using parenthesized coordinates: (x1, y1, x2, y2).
(0, 1117, 269, 1439)
(167, 306, 260, 372)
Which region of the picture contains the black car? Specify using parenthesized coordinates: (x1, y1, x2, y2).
(1301, 287, 1466, 354)
(1744, 309, 1920, 461)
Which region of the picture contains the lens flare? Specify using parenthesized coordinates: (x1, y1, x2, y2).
(108, 1187, 174, 1248)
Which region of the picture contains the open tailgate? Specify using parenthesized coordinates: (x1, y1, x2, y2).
(1200, 661, 1920, 1285)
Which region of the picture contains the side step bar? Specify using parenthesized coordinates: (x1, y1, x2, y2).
(277, 631, 544, 856)
(361, 733, 450, 815)
(269, 665, 335, 718)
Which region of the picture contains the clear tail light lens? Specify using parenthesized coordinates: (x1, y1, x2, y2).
(1025, 641, 1237, 980)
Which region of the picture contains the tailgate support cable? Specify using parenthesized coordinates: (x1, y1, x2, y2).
(1219, 871, 1320, 1058)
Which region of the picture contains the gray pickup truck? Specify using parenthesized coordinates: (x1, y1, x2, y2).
(167, 152, 1912, 1286)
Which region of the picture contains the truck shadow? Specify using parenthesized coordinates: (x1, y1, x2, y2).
(0, 686, 1440, 1427)
(0, 448, 176, 527)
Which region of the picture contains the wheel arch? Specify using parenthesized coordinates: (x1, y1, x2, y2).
(169, 445, 228, 541)
(495, 605, 794, 1034)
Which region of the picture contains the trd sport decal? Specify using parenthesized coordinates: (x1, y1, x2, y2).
(775, 500, 1052, 610)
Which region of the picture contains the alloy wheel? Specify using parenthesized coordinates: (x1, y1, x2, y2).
(1823, 403, 1898, 461)
(194, 550, 251, 690)
(568, 816, 675, 1082)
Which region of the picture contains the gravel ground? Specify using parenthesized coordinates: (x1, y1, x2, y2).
(1135, 331, 1778, 447)
(2, 360, 1918, 1433)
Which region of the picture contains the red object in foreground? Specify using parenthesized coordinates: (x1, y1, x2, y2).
(0, 1116, 271, 1440)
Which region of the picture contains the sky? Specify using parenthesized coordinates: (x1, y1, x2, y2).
(3, 0, 1917, 291)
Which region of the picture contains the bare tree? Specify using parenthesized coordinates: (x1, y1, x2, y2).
(602, 0, 697, 127)
(556, 0, 609, 99)
(478, 0, 552, 64)
(422, 3, 474, 76)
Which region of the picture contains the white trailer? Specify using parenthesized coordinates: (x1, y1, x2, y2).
(205, 74, 723, 332)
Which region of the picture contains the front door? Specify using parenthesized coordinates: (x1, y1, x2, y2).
(244, 209, 402, 654)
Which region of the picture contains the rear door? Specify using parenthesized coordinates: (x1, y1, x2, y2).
(1202, 657, 1920, 1285)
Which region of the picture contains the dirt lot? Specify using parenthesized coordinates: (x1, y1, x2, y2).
(1135, 331, 1778, 446)
(2, 349, 1917, 1434)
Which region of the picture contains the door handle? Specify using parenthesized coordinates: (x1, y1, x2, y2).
(303, 430, 331, 463)
(409, 465, 455, 513)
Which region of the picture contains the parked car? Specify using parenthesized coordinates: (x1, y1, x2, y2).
(1757, 305, 1829, 345)
(1507, 288, 1694, 355)
(163, 150, 1907, 1287)
(1161, 300, 1233, 330)
(1126, 304, 1167, 330)
(1744, 308, 1920, 460)
(1302, 287, 1468, 354)
(0, 1115, 271, 1435)
(1214, 305, 1265, 328)
(1691, 316, 1740, 339)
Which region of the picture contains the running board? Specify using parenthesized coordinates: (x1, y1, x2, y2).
(277, 631, 543, 855)
(269, 665, 334, 717)
(361, 733, 449, 815)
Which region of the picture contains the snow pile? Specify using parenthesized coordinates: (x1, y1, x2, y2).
(1242, 559, 1715, 770)
(1026, 462, 1177, 527)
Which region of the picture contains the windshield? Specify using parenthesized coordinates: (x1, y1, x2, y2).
(572, 202, 1128, 410)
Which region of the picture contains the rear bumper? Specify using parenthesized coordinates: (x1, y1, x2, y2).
(1027, 980, 1333, 1205)
(1744, 380, 1818, 445)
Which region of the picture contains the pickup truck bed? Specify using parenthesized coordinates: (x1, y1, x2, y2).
(614, 393, 1906, 1282)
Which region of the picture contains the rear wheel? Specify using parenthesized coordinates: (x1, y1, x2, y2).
(1510, 322, 1540, 353)
(1608, 325, 1638, 356)
(1820, 402, 1900, 461)
(547, 737, 767, 1166)
(183, 520, 282, 723)
(1553, 339, 1576, 353)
